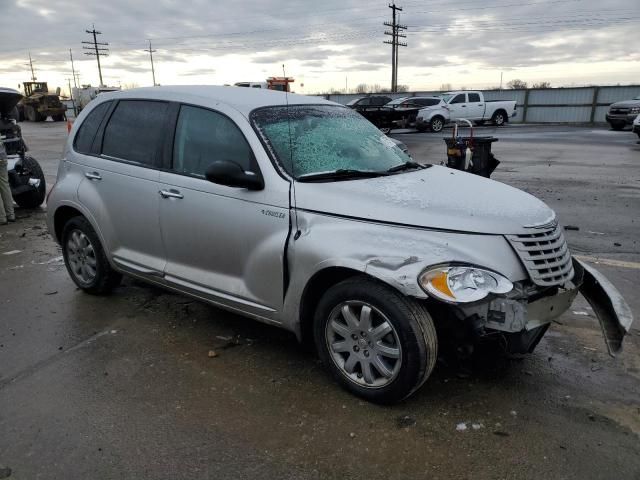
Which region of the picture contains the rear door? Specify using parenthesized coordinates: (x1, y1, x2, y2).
(158, 103, 290, 320)
(447, 93, 468, 120)
(466, 92, 485, 120)
(76, 99, 168, 276)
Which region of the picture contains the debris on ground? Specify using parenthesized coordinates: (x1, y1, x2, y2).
(471, 423, 484, 430)
(2, 250, 21, 255)
(0, 465, 12, 479)
(208, 350, 219, 358)
(564, 225, 580, 231)
(44, 290, 58, 295)
(396, 415, 416, 428)
(493, 431, 510, 437)
(349, 432, 356, 438)
(572, 311, 589, 316)
(614, 242, 621, 247)
(456, 422, 468, 432)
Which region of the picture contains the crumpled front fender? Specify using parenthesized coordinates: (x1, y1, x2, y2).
(574, 258, 634, 356)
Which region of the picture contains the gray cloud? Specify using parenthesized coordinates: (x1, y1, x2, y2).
(0, 0, 637, 88)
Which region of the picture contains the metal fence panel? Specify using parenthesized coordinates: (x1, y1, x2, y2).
(313, 85, 639, 124)
(526, 106, 593, 123)
(597, 86, 640, 105)
(528, 88, 593, 105)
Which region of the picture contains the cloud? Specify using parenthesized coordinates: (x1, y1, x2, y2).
(0, 0, 637, 92)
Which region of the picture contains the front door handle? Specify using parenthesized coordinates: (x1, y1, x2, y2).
(85, 171, 102, 180)
(159, 189, 184, 199)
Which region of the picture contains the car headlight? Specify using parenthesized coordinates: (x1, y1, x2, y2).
(419, 265, 513, 303)
(630, 107, 640, 114)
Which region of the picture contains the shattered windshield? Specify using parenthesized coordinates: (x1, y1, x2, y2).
(252, 105, 411, 178)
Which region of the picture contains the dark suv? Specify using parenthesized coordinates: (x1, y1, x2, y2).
(346, 96, 392, 110)
(605, 96, 640, 130)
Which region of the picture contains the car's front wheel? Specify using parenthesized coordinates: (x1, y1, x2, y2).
(62, 216, 122, 294)
(429, 116, 444, 132)
(314, 276, 437, 404)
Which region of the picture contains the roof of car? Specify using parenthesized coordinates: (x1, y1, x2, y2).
(98, 85, 336, 116)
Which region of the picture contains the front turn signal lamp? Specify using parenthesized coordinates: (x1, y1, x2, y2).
(419, 265, 513, 303)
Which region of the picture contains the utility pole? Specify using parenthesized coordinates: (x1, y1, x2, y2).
(67, 77, 77, 116)
(26, 52, 36, 81)
(69, 49, 78, 88)
(384, 3, 407, 92)
(82, 25, 109, 86)
(144, 40, 157, 86)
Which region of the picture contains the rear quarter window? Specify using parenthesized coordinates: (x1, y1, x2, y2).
(73, 101, 111, 154)
(101, 100, 168, 166)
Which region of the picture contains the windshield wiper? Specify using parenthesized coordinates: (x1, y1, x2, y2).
(297, 169, 389, 182)
(386, 161, 429, 173)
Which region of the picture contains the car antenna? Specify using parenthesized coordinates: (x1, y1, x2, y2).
(283, 63, 300, 239)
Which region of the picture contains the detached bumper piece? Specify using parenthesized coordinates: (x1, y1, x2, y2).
(574, 258, 633, 356)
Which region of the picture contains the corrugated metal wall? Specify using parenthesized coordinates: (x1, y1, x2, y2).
(316, 85, 640, 124)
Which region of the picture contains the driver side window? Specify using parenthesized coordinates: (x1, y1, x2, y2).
(173, 105, 253, 177)
(450, 94, 467, 104)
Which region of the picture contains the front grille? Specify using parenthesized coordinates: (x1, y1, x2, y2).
(506, 224, 574, 287)
(610, 108, 629, 114)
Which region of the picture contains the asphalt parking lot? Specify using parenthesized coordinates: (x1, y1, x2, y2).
(1, 121, 639, 479)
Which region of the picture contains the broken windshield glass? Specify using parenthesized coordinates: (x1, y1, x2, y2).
(252, 105, 411, 178)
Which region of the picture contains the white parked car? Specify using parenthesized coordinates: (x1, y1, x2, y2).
(414, 97, 451, 132)
(633, 114, 640, 139)
(438, 91, 517, 126)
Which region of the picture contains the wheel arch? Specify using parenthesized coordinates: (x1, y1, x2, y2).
(298, 266, 368, 347)
(53, 205, 85, 243)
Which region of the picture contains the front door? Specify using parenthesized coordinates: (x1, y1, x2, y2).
(466, 92, 485, 120)
(158, 104, 290, 320)
(447, 93, 468, 120)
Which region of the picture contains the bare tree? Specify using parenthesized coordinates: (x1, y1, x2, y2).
(532, 81, 551, 89)
(355, 83, 369, 94)
(439, 83, 452, 91)
(396, 84, 409, 92)
(506, 79, 528, 89)
(122, 82, 139, 90)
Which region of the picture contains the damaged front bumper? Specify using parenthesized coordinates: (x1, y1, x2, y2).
(456, 257, 633, 356)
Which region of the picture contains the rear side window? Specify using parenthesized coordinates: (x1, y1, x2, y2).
(102, 100, 168, 166)
(468, 93, 481, 102)
(172, 105, 254, 177)
(415, 98, 440, 107)
(73, 101, 111, 154)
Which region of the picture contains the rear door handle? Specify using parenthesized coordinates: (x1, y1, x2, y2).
(159, 189, 184, 199)
(85, 171, 102, 180)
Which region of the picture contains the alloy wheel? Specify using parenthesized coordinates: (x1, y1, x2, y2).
(66, 229, 97, 285)
(325, 301, 402, 388)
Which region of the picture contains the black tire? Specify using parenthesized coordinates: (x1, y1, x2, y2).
(313, 276, 437, 404)
(17, 106, 24, 122)
(25, 106, 37, 122)
(610, 122, 625, 131)
(12, 156, 46, 208)
(61, 216, 122, 294)
(53, 113, 66, 122)
(476, 120, 485, 126)
(492, 110, 507, 126)
(429, 116, 445, 133)
(416, 123, 427, 132)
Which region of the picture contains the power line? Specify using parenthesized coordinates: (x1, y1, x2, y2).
(82, 25, 109, 86)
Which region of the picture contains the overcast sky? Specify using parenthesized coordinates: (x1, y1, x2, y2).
(0, 0, 638, 95)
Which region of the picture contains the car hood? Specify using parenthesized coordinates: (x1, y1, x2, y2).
(610, 100, 640, 109)
(294, 165, 556, 235)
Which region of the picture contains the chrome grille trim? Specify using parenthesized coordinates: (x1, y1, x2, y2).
(507, 225, 574, 287)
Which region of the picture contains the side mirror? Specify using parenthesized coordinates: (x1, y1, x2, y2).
(205, 161, 264, 191)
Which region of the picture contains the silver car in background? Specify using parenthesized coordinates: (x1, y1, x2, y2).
(47, 86, 632, 404)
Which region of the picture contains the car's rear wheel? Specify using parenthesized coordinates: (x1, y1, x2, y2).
(429, 116, 444, 133)
(53, 113, 66, 122)
(314, 276, 437, 404)
(492, 111, 506, 126)
(62, 216, 122, 294)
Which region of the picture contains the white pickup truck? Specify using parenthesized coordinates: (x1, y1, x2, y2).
(438, 91, 517, 126)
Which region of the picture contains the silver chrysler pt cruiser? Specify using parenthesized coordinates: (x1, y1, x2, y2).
(47, 86, 632, 404)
